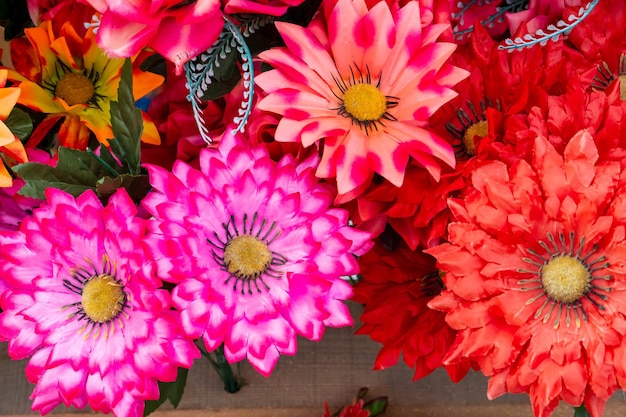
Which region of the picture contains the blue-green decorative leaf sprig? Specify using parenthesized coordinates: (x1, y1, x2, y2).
(498, 0, 599, 51)
(184, 14, 274, 144)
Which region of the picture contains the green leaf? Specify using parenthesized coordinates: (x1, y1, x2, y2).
(574, 405, 591, 417)
(200, 51, 242, 101)
(109, 58, 143, 175)
(143, 368, 189, 417)
(4, 107, 33, 141)
(363, 397, 388, 417)
(96, 174, 151, 203)
(356, 387, 369, 400)
(13, 147, 117, 199)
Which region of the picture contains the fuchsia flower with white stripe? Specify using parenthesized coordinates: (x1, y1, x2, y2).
(0, 189, 199, 417)
(142, 129, 373, 376)
(256, 0, 468, 199)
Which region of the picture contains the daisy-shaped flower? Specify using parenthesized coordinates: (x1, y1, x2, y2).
(142, 129, 373, 376)
(428, 130, 626, 417)
(256, 0, 467, 198)
(7, 20, 163, 149)
(353, 238, 471, 382)
(0, 188, 199, 417)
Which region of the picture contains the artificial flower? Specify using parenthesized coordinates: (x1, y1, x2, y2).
(428, 130, 626, 417)
(256, 0, 467, 198)
(353, 238, 470, 381)
(7, 20, 163, 148)
(0, 69, 28, 187)
(0, 188, 199, 417)
(83, 0, 224, 74)
(142, 129, 373, 376)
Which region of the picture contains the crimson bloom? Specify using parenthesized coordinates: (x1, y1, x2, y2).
(0, 188, 199, 416)
(142, 129, 373, 376)
(256, 0, 467, 199)
(428, 130, 626, 417)
(353, 239, 470, 382)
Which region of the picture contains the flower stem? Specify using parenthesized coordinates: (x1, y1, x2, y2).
(195, 340, 241, 393)
(574, 405, 591, 417)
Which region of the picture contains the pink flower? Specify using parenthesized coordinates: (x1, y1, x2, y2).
(256, 0, 467, 199)
(0, 188, 199, 416)
(84, 0, 223, 73)
(223, 0, 305, 17)
(142, 129, 373, 376)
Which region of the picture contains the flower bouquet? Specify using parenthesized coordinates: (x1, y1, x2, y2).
(0, 0, 624, 417)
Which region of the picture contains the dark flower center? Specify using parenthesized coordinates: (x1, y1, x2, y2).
(55, 72, 95, 106)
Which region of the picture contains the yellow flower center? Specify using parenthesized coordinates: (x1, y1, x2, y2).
(55, 72, 95, 106)
(463, 120, 488, 156)
(619, 74, 626, 101)
(342, 83, 387, 122)
(81, 274, 125, 323)
(223, 235, 272, 279)
(541, 256, 589, 303)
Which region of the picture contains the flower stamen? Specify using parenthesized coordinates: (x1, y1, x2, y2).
(208, 213, 288, 295)
(55, 72, 95, 106)
(518, 232, 613, 328)
(332, 66, 398, 135)
(62, 255, 128, 339)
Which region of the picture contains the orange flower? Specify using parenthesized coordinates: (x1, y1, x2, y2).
(428, 130, 626, 417)
(0, 69, 27, 187)
(6, 20, 163, 149)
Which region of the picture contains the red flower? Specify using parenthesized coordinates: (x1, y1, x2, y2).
(353, 239, 470, 382)
(428, 130, 626, 417)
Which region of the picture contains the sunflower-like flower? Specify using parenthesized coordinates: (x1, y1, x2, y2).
(427, 130, 626, 417)
(7, 20, 163, 149)
(0, 188, 199, 416)
(256, 0, 467, 199)
(142, 129, 373, 376)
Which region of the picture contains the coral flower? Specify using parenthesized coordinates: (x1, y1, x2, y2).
(83, 0, 223, 74)
(0, 69, 28, 187)
(427, 130, 626, 417)
(7, 20, 163, 149)
(256, 0, 467, 198)
(353, 239, 470, 382)
(0, 188, 199, 416)
(142, 129, 373, 376)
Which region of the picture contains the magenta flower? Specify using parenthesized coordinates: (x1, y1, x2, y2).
(0, 188, 199, 417)
(142, 129, 373, 376)
(84, 0, 223, 73)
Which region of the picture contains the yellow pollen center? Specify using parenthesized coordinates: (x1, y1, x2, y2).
(541, 256, 589, 303)
(81, 274, 125, 323)
(619, 74, 626, 101)
(223, 235, 272, 279)
(55, 72, 95, 106)
(463, 120, 488, 156)
(342, 83, 387, 121)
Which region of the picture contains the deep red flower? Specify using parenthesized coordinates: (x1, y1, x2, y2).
(353, 239, 470, 382)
